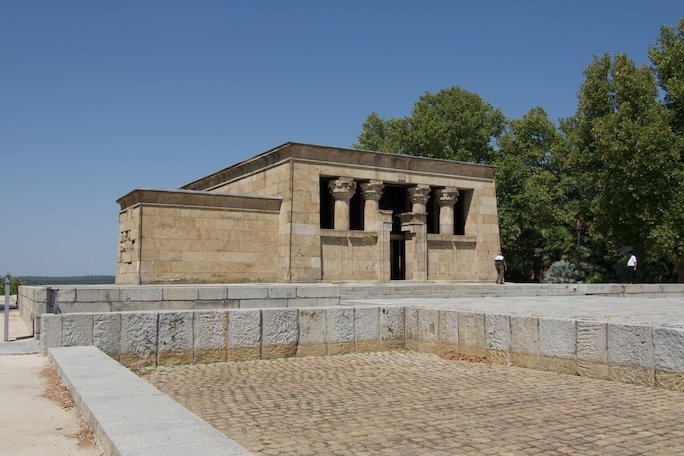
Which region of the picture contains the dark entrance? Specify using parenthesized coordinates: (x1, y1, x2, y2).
(390, 235, 405, 280)
(380, 185, 409, 280)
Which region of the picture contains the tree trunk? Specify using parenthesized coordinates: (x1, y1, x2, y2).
(665, 251, 684, 283)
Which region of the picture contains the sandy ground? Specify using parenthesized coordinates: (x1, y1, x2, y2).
(0, 301, 103, 456)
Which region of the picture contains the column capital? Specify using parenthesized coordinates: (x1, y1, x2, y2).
(360, 180, 384, 202)
(328, 177, 357, 201)
(437, 187, 460, 207)
(408, 184, 431, 205)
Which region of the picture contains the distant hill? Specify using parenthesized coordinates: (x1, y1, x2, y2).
(19, 275, 116, 285)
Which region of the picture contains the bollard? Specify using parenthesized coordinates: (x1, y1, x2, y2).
(47, 287, 60, 314)
(3, 273, 9, 342)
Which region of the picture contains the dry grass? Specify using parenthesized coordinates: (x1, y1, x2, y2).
(40, 366, 98, 448)
(439, 351, 488, 363)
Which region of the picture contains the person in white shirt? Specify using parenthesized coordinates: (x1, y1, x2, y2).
(626, 251, 638, 284)
(494, 252, 507, 284)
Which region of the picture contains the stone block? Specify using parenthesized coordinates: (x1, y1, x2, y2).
(41, 314, 63, 354)
(60, 302, 112, 313)
(607, 323, 654, 386)
(228, 310, 262, 361)
(116, 301, 162, 312)
(157, 312, 194, 365)
(510, 316, 539, 369)
(404, 306, 419, 351)
(297, 286, 340, 298)
(416, 308, 439, 353)
(262, 308, 298, 359)
(193, 310, 228, 363)
(539, 318, 577, 375)
(654, 327, 684, 390)
(438, 310, 459, 354)
(198, 287, 228, 300)
(193, 300, 240, 310)
(120, 312, 158, 369)
(162, 287, 199, 301)
(297, 308, 326, 356)
(326, 307, 354, 355)
(354, 306, 379, 353)
(458, 312, 486, 358)
(268, 286, 297, 299)
(120, 287, 162, 302)
(227, 287, 268, 299)
(61, 314, 93, 347)
(75, 288, 120, 303)
(379, 306, 404, 351)
(485, 314, 510, 364)
(93, 313, 121, 359)
(577, 321, 608, 379)
(241, 299, 288, 309)
(55, 287, 76, 303)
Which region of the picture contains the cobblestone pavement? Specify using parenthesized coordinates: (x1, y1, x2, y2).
(143, 352, 684, 456)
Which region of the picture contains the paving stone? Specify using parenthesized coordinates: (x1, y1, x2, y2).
(143, 351, 684, 455)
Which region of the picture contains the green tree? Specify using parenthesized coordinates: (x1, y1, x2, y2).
(570, 52, 684, 281)
(0, 277, 25, 295)
(494, 107, 573, 280)
(355, 87, 506, 163)
(649, 18, 684, 132)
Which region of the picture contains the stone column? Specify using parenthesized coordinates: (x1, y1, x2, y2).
(360, 180, 384, 231)
(328, 177, 356, 230)
(408, 184, 431, 214)
(403, 184, 431, 281)
(437, 187, 459, 235)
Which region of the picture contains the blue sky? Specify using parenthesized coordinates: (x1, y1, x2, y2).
(1, 1, 682, 277)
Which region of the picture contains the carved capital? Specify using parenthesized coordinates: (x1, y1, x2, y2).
(328, 177, 357, 201)
(360, 180, 384, 202)
(437, 187, 460, 207)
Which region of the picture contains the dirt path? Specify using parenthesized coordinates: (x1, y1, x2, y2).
(0, 304, 102, 456)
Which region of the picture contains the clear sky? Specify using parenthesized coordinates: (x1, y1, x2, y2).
(1, 1, 682, 277)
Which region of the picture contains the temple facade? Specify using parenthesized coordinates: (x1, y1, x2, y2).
(115, 142, 501, 284)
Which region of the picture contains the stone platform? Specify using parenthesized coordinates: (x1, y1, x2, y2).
(38, 285, 684, 455)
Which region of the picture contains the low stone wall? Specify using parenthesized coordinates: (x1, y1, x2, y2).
(20, 283, 684, 341)
(40, 305, 684, 391)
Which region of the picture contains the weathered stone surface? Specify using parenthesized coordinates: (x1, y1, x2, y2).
(120, 312, 158, 368)
(297, 286, 341, 298)
(157, 312, 194, 365)
(161, 286, 199, 301)
(654, 327, 684, 389)
(228, 310, 262, 361)
(268, 286, 297, 299)
(120, 288, 162, 302)
(438, 310, 459, 353)
(193, 310, 228, 363)
(404, 307, 419, 351)
(354, 306, 379, 353)
(510, 315, 539, 369)
(297, 308, 326, 356)
(75, 288, 120, 302)
(326, 307, 354, 355)
(485, 313, 510, 364)
(61, 314, 93, 347)
(415, 308, 439, 353)
(227, 287, 268, 300)
(458, 312, 486, 357)
(93, 313, 121, 359)
(539, 318, 577, 375)
(380, 306, 404, 350)
(577, 321, 608, 379)
(41, 314, 63, 354)
(262, 308, 298, 359)
(607, 323, 654, 386)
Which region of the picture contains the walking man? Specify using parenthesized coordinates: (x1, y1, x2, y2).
(626, 251, 638, 284)
(495, 252, 507, 284)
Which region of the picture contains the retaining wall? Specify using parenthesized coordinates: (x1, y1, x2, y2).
(40, 305, 684, 391)
(19, 283, 684, 340)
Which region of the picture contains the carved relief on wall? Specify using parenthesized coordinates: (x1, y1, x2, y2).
(118, 230, 135, 264)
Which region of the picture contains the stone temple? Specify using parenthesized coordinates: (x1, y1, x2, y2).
(115, 142, 502, 285)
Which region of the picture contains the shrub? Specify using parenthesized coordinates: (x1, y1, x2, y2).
(543, 260, 585, 284)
